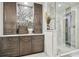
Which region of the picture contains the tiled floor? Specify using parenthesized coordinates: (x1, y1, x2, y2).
(58, 46, 75, 54)
(24, 52, 79, 57)
(24, 52, 48, 57)
(66, 52, 79, 57)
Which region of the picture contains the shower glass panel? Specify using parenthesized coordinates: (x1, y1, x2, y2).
(65, 12, 72, 47)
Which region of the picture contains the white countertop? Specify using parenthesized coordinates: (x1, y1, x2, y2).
(0, 34, 44, 37)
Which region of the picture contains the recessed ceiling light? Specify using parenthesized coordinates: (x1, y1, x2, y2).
(58, 4, 61, 7)
(24, 2, 28, 5)
(64, 12, 65, 14)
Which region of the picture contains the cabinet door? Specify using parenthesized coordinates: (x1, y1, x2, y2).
(3, 2, 17, 35)
(32, 35, 44, 53)
(33, 3, 43, 33)
(0, 37, 19, 57)
(3, 2, 16, 22)
(19, 36, 31, 56)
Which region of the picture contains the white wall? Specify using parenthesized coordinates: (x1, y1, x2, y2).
(42, 3, 53, 56)
(56, 13, 65, 47)
(75, 6, 79, 48)
(0, 2, 3, 35)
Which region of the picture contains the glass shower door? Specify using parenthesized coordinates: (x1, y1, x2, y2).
(65, 12, 72, 47)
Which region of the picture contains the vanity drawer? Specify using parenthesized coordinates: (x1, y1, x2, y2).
(0, 49, 19, 57)
(2, 37, 19, 49)
(32, 35, 44, 40)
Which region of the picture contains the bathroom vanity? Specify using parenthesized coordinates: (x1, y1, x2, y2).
(0, 34, 44, 57)
(0, 2, 44, 57)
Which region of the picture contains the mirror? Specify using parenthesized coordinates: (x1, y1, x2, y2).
(17, 2, 33, 34)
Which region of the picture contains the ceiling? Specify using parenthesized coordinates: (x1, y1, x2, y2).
(45, 2, 79, 14)
(56, 2, 79, 14)
(17, 2, 79, 16)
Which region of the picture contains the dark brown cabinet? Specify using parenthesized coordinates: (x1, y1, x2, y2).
(3, 2, 17, 35)
(34, 3, 43, 33)
(32, 35, 44, 53)
(19, 35, 44, 56)
(19, 36, 31, 56)
(0, 37, 19, 57)
(0, 35, 44, 57)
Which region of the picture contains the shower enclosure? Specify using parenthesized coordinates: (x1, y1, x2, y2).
(45, 2, 78, 56)
(56, 2, 79, 56)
